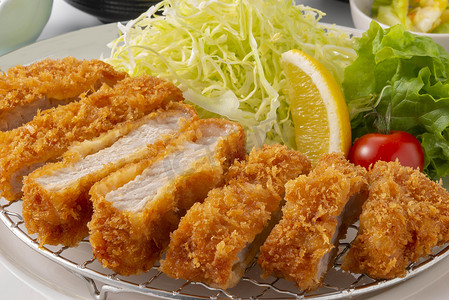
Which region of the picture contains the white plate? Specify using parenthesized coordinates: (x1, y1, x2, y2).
(0, 22, 117, 70)
(0, 22, 155, 300)
(1, 23, 449, 300)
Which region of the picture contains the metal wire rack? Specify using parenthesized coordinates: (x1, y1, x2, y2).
(2, 197, 449, 300)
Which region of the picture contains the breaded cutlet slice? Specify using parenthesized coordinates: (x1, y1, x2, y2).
(225, 144, 312, 196)
(161, 182, 281, 289)
(341, 160, 449, 279)
(0, 57, 127, 131)
(258, 153, 368, 291)
(0, 75, 183, 201)
(22, 103, 197, 247)
(160, 144, 312, 290)
(88, 119, 245, 276)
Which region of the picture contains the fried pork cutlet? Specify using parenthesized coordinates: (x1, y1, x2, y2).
(0, 75, 184, 201)
(258, 153, 368, 291)
(22, 103, 198, 247)
(341, 160, 449, 279)
(162, 182, 281, 289)
(160, 144, 312, 290)
(0, 57, 127, 131)
(225, 144, 312, 196)
(88, 119, 245, 276)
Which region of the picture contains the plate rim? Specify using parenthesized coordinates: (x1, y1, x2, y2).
(1, 21, 448, 300)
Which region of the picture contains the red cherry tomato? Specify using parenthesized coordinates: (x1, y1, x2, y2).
(348, 131, 425, 170)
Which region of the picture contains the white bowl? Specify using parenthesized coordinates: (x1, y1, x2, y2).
(349, 0, 449, 52)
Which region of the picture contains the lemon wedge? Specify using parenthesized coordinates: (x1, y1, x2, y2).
(282, 49, 351, 165)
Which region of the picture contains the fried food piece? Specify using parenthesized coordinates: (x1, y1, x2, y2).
(0, 57, 127, 131)
(88, 119, 245, 276)
(22, 103, 198, 247)
(258, 153, 368, 291)
(341, 160, 449, 279)
(162, 182, 281, 289)
(225, 144, 312, 196)
(0, 75, 183, 201)
(160, 144, 312, 290)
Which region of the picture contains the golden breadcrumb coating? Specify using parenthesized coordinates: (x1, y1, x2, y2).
(0, 57, 127, 131)
(341, 160, 449, 279)
(22, 103, 198, 247)
(161, 182, 281, 289)
(160, 144, 312, 289)
(225, 143, 312, 196)
(258, 153, 368, 291)
(0, 75, 184, 201)
(88, 119, 245, 276)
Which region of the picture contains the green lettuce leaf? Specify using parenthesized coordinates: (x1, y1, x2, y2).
(343, 21, 449, 178)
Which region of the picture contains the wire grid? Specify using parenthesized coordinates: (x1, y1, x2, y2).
(2, 198, 449, 300)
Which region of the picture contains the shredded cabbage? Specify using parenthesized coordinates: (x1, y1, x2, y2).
(105, 0, 357, 150)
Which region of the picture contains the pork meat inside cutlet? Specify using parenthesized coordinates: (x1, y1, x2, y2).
(160, 144, 312, 290)
(258, 153, 368, 291)
(0, 75, 184, 201)
(0, 57, 127, 131)
(88, 119, 245, 276)
(341, 160, 449, 279)
(22, 103, 197, 247)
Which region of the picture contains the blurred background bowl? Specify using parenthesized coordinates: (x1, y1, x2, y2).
(349, 0, 449, 52)
(64, 0, 160, 23)
(0, 0, 53, 55)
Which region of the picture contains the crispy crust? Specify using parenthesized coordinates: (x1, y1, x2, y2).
(161, 182, 281, 289)
(341, 160, 449, 279)
(22, 103, 198, 247)
(225, 144, 312, 196)
(257, 153, 368, 291)
(0, 75, 184, 201)
(88, 119, 245, 276)
(160, 144, 312, 289)
(0, 57, 128, 131)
